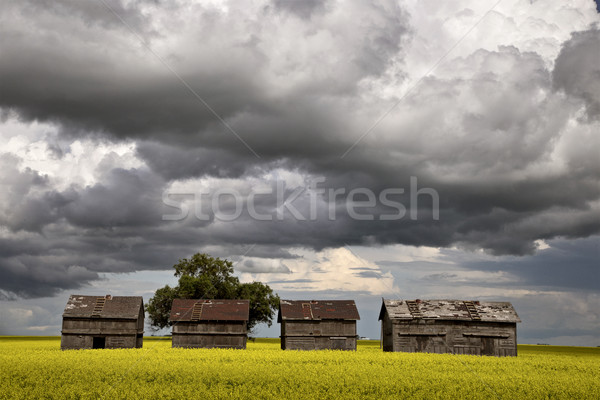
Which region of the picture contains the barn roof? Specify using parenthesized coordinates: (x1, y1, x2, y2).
(62, 295, 143, 319)
(169, 299, 249, 322)
(277, 300, 360, 322)
(379, 299, 521, 323)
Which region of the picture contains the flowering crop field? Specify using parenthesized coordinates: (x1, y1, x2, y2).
(0, 337, 598, 399)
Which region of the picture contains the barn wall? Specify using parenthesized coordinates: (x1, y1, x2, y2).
(381, 314, 394, 352)
(172, 321, 248, 349)
(386, 318, 517, 356)
(61, 317, 143, 350)
(281, 336, 357, 351)
(282, 320, 356, 336)
(105, 335, 138, 348)
(61, 333, 139, 349)
(137, 306, 145, 331)
(281, 320, 357, 350)
(136, 306, 145, 348)
(172, 321, 246, 334)
(172, 334, 247, 349)
(62, 318, 139, 334)
(61, 334, 87, 350)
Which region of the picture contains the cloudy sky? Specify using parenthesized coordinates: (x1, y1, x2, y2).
(0, 0, 598, 345)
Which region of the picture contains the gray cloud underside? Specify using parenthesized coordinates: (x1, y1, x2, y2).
(380, 236, 599, 292)
(0, 0, 599, 298)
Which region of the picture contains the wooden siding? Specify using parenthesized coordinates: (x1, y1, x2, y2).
(172, 334, 247, 349)
(61, 333, 140, 349)
(60, 318, 143, 350)
(381, 314, 517, 356)
(171, 321, 248, 349)
(61, 318, 140, 334)
(281, 320, 357, 351)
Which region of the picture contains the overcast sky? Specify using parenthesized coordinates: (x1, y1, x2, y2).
(0, 0, 598, 345)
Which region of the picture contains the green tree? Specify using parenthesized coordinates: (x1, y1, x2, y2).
(146, 253, 280, 332)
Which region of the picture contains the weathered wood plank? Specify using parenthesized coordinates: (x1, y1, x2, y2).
(381, 315, 518, 356)
(281, 320, 357, 350)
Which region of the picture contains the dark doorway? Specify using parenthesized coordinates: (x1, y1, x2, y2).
(92, 337, 105, 349)
(330, 338, 346, 350)
(481, 337, 494, 356)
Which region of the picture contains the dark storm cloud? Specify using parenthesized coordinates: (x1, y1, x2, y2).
(381, 236, 600, 293)
(136, 141, 258, 180)
(463, 236, 600, 291)
(0, 0, 408, 149)
(0, 256, 100, 299)
(0, 155, 310, 296)
(0, 153, 52, 232)
(0, 0, 599, 299)
(62, 168, 166, 228)
(0, 1, 267, 147)
(3, 165, 167, 232)
(553, 27, 600, 120)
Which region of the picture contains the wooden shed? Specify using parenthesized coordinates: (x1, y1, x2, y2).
(379, 299, 521, 356)
(278, 300, 360, 350)
(61, 294, 144, 350)
(169, 299, 249, 349)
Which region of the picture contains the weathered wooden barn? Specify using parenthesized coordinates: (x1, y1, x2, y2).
(379, 299, 521, 356)
(170, 299, 249, 349)
(61, 294, 144, 350)
(278, 300, 360, 350)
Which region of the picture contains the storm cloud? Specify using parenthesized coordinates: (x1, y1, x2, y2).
(0, 0, 599, 304)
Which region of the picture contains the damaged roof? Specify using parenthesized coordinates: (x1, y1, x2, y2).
(169, 299, 249, 322)
(62, 295, 143, 319)
(379, 299, 521, 323)
(278, 300, 360, 322)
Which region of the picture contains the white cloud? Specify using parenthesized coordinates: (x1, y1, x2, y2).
(1, 117, 144, 190)
(241, 247, 397, 295)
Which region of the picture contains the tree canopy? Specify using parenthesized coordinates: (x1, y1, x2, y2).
(146, 253, 280, 332)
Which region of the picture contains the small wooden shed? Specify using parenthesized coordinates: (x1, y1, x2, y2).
(169, 299, 249, 349)
(379, 299, 521, 356)
(278, 300, 360, 350)
(61, 294, 144, 350)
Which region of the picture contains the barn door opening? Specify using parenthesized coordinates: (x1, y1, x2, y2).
(92, 337, 105, 349)
(330, 338, 346, 350)
(481, 337, 494, 356)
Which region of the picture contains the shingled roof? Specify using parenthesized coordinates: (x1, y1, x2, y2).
(169, 299, 250, 322)
(278, 300, 360, 322)
(379, 299, 521, 323)
(62, 295, 143, 319)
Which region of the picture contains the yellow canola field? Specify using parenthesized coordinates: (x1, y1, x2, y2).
(0, 337, 598, 399)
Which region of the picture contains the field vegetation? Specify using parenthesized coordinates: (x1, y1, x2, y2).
(1, 337, 598, 399)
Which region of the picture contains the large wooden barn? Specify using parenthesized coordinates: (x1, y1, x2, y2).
(61, 294, 144, 350)
(379, 299, 521, 356)
(169, 299, 249, 349)
(278, 300, 360, 350)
